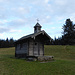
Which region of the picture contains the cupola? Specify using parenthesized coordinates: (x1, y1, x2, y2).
(34, 22, 42, 33)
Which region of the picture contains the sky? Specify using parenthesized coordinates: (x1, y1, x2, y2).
(0, 0, 75, 40)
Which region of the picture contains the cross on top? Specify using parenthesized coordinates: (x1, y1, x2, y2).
(37, 19, 39, 23)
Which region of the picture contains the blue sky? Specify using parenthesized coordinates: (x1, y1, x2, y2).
(0, 0, 75, 40)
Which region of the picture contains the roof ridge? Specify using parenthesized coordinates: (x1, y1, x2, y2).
(15, 30, 51, 43)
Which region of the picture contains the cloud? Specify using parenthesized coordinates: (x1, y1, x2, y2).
(0, 0, 74, 23)
(0, 27, 10, 33)
(54, 0, 67, 5)
(53, 0, 75, 16)
(0, 33, 4, 36)
(44, 0, 49, 3)
(0, 25, 22, 34)
(0, 21, 4, 25)
(9, 29, 22, 33)
(11, 7, 30, 17)
(51, 27, 56, 29)
(8, 19, 26, 28)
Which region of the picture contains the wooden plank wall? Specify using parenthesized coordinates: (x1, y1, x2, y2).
(16, 42, 28, 54)
(15, 38, 44, 56)
(28, 39, 44, 56)
(34, 42, 39, 56)
(28, 40, 34, 56)
(39, 42, 44, 56)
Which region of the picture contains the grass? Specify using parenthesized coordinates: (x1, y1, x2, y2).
(0, 45, 75, 75)
(44, 45, 75, 60)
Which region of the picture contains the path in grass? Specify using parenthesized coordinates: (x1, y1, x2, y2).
(0, 46, 75, 75)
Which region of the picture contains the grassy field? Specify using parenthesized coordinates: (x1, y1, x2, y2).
(0, 45, 75, 75)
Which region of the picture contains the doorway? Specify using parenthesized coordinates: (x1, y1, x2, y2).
(34, 42, 39, 56)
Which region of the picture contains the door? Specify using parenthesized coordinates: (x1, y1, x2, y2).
(34, 42, 39, 56)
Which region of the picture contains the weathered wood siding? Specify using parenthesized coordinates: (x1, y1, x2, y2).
(15, 38, 44, 57)
(39, 42, 44, 56)
(16, 42, 28, 55)
(28, 40, 34, 56)
(28, 38, 44, 56)
(34, 42, 39, 56)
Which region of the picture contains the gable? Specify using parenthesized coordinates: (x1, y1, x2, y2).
(32, 30, 51, 42)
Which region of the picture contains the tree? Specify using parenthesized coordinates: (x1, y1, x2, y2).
(62, 19, 75, 45)
(9, 38, 14, 47)
(6, 38, 9, 47)
(0, 38, 15, 48)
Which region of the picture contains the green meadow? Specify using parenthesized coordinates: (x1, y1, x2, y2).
(0, 45, 75, 75)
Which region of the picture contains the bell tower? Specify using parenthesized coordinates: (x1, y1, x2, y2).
(34, 22, 42, 33)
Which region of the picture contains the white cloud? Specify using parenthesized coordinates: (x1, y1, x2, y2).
(11, 7, 30, 15)
(8, 19, 26, 28)
(0, 21, 4, 25)
(0, 27, 10, 33)
(51, 27, 56, 29)
(0, 19, 8, 22)
(0, 33, 4, 36)
(55, 0, 67, 5)
(10, 29, 22, 33)
(44, 0, 49, 3)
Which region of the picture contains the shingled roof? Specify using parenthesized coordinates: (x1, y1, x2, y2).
(15, 30, 51, 43)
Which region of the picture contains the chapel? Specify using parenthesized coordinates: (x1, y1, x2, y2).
(15, 22, 51, 58)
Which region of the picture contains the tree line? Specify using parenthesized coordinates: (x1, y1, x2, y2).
(47, 18, 75, 45)
(0, 18, 75, 47)
(0, 38, 15, 48)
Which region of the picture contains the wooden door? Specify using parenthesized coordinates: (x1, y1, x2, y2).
(34, 42, 38, 56)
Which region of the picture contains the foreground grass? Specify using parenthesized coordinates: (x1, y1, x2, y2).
(0, 45, 75, 75)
